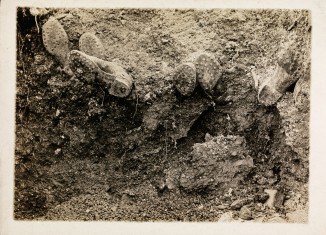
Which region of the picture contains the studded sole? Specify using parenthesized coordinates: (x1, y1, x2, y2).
(194, 52, 222, 93)
(42, 17, 69, 66)
(173, 62, 197, 96)
(68, 50, 133, 97)
(79, 32, 105, 60)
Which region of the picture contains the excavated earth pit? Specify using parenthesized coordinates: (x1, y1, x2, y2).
(15, 8, 310, 222)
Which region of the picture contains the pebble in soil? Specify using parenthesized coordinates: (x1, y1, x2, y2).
(239, 205, 253, 220)
(264, 189, 285, 209)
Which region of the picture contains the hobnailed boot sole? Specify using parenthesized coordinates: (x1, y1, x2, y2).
(79, 32, 105, 60)
(42, 17, 70, 69)
(68, 50, 133, 97)
(173, 62, 197, 96)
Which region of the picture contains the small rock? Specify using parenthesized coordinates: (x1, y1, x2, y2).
(293, 77, 309, 108)
(226, 188, 233, 196)
(165, 177, 175, 190)
(105, 185, 111, 193)
(55, 109, 61, 117)
(255, 192, 269, 203)
(258, 81, 283, 106)
(254, 203, 265, 212)
(239, 206, 252, 220)
(274, 191, 285, 209)
(121, 194, 131, 204)
(111, 206, 118, 212)
(257, 43, 301, 106)
(257, 177, 268, 185)
(85, 209, 90, 213)
(158, 180, 166, 191)
(264, 189, 284, 209)
(180, 135, 254, 192)
(231, 151, 237, 156)
(265, 170, 274, 178)
(198, 204, 204, 210)
(183, 216, 190, 222)
(217, 204, 228, 210)
(94, 212, 100, 220)
(230, 198, 252, 210)
(205, 133, 213, 142)
(235, 137, 244, 145)
(54, 148, 62, 155)
(35, 66, 49, 75)
(34, 54, 44, 65)
(264, 189, 277, 208)
(161, 37, 169, 44)
(218, 212, 235, 222)
(143, 92, 153, 102)
(51, 179, 63, 187)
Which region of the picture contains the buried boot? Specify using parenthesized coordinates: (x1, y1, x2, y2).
(78, 33, 132, 97)
(194, 52, 222, 94)
(173, 51, 222, 96)
(79, 32, 106, 60)
(257, 43, 300, 106)
(173, 62, 197, 96)
(42, 17, 72, 75)
(68, 50, 133, 98)
(68, 50, 99, 83)
(67, 32, 106, 83)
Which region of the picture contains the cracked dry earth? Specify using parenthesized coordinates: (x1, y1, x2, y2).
(15, 8, 310, 222)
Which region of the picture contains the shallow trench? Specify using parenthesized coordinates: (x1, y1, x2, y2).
(14, 8, 309, 221)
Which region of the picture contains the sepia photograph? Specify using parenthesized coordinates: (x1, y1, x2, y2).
(14, 6, 310, 222)
(1, 0, 326, 234)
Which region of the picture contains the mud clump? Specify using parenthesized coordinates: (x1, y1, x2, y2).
(180, 135, 254, 193)
(141, 93, 213, 142)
